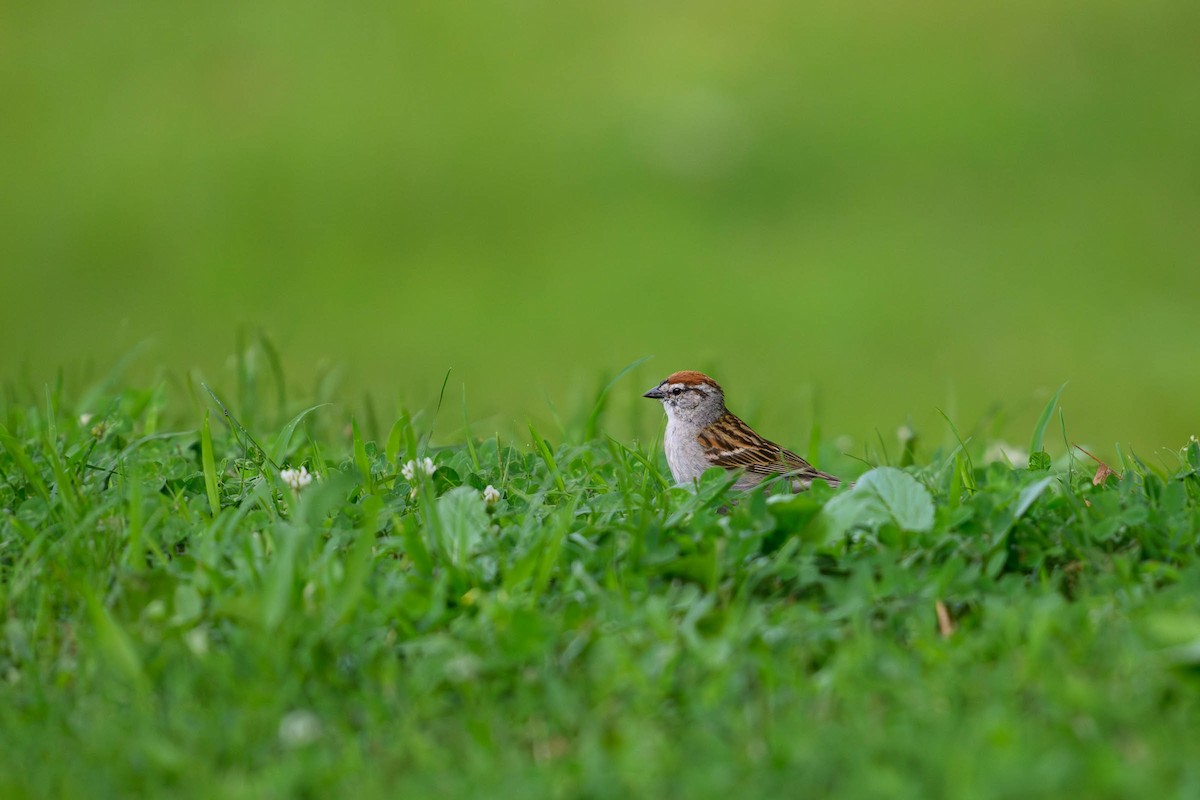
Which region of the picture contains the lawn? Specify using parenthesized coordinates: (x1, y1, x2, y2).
(2, 353, 1199, 798)
(5, 2, 1198, 794)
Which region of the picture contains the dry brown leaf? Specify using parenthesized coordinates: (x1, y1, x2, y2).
(1074, 444, 1121, 486)
(1092, 463, 1116, 486)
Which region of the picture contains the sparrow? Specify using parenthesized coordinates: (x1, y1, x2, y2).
(643, 370, 840, 490)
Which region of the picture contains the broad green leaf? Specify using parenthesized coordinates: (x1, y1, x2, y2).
(1013, 475, 1055, 520)
(1028, 451, 1051, 471)
(436, 486, 489, 566)
(857, 466, 935, 532)
(821, 466, 934, 539)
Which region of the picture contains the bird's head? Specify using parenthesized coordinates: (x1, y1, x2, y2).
(643, 370, 726, 424)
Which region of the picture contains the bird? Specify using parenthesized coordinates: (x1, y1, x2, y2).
(643, 370, 840, 490)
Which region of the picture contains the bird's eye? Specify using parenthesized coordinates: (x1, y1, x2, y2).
(671, 387, 683, 396)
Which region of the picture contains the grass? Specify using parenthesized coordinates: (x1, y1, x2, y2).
(2, 355, 1200, 799)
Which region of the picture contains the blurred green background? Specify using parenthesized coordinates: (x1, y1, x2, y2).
(3, 0, 1197, 453)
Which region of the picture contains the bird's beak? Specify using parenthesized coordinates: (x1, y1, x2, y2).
(643, 385, 666, 400)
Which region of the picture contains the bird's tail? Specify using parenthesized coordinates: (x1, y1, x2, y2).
(789, 467, 841, 490)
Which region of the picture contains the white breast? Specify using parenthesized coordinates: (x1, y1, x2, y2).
(663, 417, 711, 484)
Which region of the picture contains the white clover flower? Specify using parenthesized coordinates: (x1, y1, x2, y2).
(403, 458, 436, 498)
(483, 485, 501, 506)
(403, 457, 437, 481)
(280, 465, 315, 492)
(278, 709, 322, 749)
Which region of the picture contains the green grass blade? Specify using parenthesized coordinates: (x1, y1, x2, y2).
(235, 328, 257, 430)
(75, 341, 151, 417)
(269, 403, 330, 464)
(937, 408, 975, 493)
(0, 424, 51, 504)
(262, 530, 298, 631)
(605, 434, 670, 489)
(304, 430, 329, 484)
(40, 438, 80, 523)
(533, 503, 573, 596)
(462, 385, 480, 471)
(43, 384, 58, 444)
(352, 417, 374, 493)
(397, 513, 433, 577)
(584, 355, 652, 441)
(1029, 382, 1067, 456)
(256, 329, 288, 422)
(201, 382, 278, 471)
(529, 422, 565, 493)
(83, 588, 147, 692)
(427, 368, 452, 442)
(328, 495, 382, 626)
(124, 466, 144, 571)
(937, 409, 973, 471)
(385, 416, 405, 467)
(200, 411, 221, 518)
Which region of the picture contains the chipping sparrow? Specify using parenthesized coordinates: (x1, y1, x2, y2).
(643, 370, 840, 490)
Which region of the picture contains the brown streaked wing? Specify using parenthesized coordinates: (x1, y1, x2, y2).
(698, 413, 839, 483)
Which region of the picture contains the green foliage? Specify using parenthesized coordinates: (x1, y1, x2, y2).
(199, 411, 220, 518)
(1028, 384, 1066, 472)
(821, 466, 935, 538)
(2, 373, 1200, 799)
